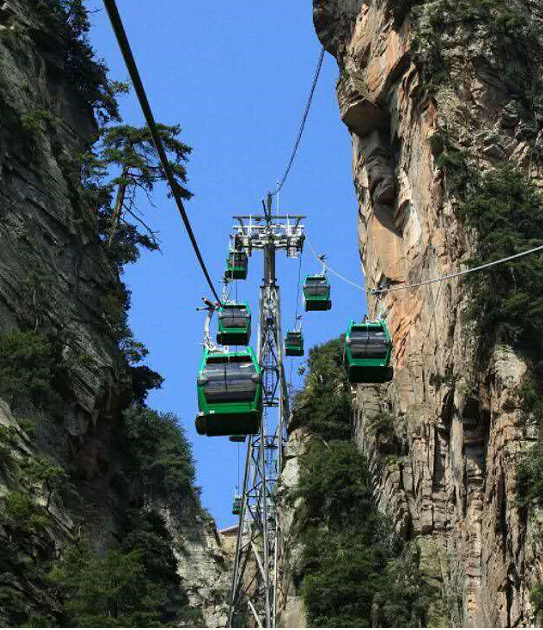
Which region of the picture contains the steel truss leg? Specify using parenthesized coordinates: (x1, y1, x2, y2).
(227, 282, 289, 628)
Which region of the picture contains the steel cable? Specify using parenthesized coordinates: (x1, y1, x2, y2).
(102, 0, 222, 304)
(306, 237, 366, 291)
(307, 236, 543, 297)
(272, 48, 325, 195)
(372, 243, 543, 295)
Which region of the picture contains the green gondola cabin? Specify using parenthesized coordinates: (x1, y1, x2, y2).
(195, 347, 262, 437)
(344, 320, 393, 384)
(226, 251, 248, 280)
(217, 302, 251, 346)
(232, 495, 242, 515)
(303, 275, 331, 311)
(229, 435, 246, 443)
(284, 330, 304, 357)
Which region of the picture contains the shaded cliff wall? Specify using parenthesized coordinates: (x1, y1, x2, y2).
(303, 0, 543, 627)
(0, 1, 228, 625)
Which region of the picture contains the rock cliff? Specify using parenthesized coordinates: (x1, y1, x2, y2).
(280, 1, 543, 627)
(0, 1, 228, 625)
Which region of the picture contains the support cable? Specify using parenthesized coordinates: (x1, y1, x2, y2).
(272, 48, 325, 195)
(306, 237, 365, 291)
(372, 243, 543, 295)
(307, 237, 543, 297)
(102, 0, 222, 304)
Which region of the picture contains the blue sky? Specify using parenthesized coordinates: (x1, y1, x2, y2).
(88, 0, 366, 528)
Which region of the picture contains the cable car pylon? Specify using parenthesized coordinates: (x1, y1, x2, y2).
(227, 195, 305, 628)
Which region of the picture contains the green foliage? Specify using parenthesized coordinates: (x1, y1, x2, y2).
(20, 109, 59, 137)
(114, 407, 196, 499)
(34, 0, 126, 123)
(100, 124, 192, 198)
(100, 289, 130, 340)
(531, 584, 543, 616)
(433, 137, 472, 195)
(390, 0, 424, 27)
(372, 546, 440, 627)
(297, 441, 439, 627)
(17, 418, 37, 445)
(367, 411, 396, 439)
(293, 339, 443, 626)
(297, 441, 374, 526)
(131, 365, 164, 406)
(410, 0, 543, 123)
(0, 331, 63, 413)
(0, 491, 59, 627)
(21, 455, 71, 508)
(460, 165, 543, 353)
(87, 123, 192, 266)
(518, 379, 543, 425)
(2, 491, 50, 534)
(49, 511, 188, 627)
(430, 369, 455, 388)
(50, 542, 167, 627)
(516, 439, 543, 507)
(19, 269, 54, 331)
(292, 338, 352, 440)
(457, 165, 543, 511)
(26, 6, 189, 418)
(98, 287, 163, 405)
(301, 527, 389, 628)
(0, 423, 19, 450)
(119, 510, 180, 592)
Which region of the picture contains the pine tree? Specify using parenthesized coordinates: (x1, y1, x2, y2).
(89, 124, 192, 264)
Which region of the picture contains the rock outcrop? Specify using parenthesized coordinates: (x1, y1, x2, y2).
(154, 494, 231, 628)
(280, 0, 543, 626)
(0, 1, 228, 624)
(0, 0, 122, 440)
(277, 428, 312, 629)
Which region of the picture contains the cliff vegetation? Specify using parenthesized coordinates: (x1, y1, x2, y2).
(306, 0, 543, 624)
(0, 1, 225, 626)
(289, 340, 446, 627)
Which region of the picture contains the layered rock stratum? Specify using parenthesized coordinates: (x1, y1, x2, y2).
(280, 1, 543, 627)
(0, 1, 229, 624)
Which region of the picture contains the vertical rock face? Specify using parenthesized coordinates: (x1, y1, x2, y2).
(0, 1, 228, 623)
(154, 494, 231, 627)
(0, 0, 122, 438)
(307, 0, 543, 626)
(277, 428, 312, 629)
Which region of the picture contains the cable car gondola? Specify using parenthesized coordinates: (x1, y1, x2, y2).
(232, 494, 242, 515)
(195, 348, 262, 437)
(284, 330, 304, 357)
(229, 435, 246, 443)
(344, 319, 393, 384)
(303, 274, 331, 311)
(226, 251, 248, 280)
(217, 302, 252, 346)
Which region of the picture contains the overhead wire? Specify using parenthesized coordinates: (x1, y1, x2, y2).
(372, 243, 543, 295)
(272, 48, 325, 195)
(102, 0, 222, 304)
(306, 237, 366, 291)
(307, 236, 543, 297)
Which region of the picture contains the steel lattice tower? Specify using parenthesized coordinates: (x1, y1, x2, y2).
(227, 197, 305, 628)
